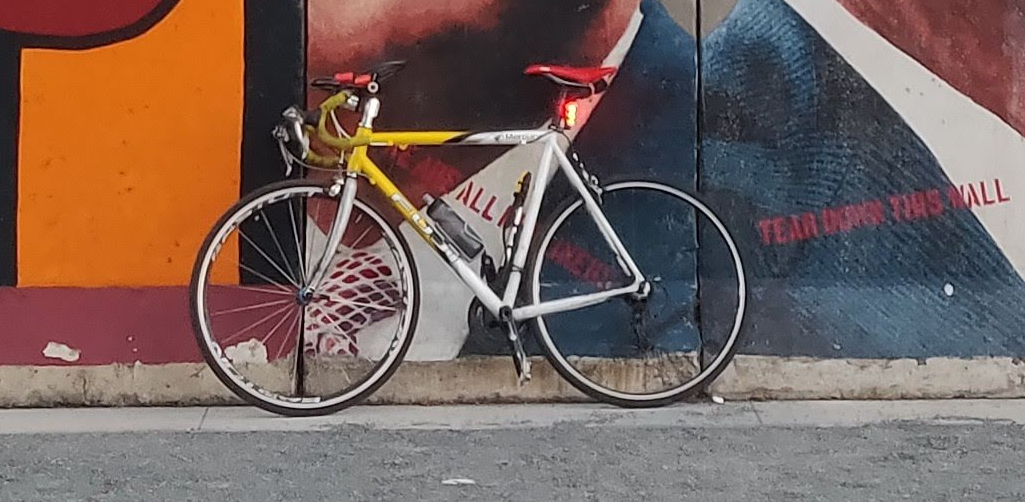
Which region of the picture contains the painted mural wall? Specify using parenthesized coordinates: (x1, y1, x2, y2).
(0, 0, 300, 365)
(0, 0, 1023, 370)
(306, 0, 700, 360)
(702, 0, 1025, 358)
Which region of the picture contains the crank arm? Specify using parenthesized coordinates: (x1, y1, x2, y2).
(506, 321, 531, 384)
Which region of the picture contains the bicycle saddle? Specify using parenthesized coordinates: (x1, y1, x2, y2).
(311, 60, 407, 94)
(525, 64, 616, 88)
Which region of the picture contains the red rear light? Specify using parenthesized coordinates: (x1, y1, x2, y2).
(560, 99, 579, 128)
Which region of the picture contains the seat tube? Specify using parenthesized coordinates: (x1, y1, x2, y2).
(501, 137, 557, 305)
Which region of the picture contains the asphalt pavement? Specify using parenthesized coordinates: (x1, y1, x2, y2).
(2, 401, 1023, 501)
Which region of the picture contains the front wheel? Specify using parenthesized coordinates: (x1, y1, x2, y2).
(528, 181, 746, 407)
(190, 179, 419, 416)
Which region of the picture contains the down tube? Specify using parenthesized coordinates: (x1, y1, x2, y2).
(359, 154, 506, 314)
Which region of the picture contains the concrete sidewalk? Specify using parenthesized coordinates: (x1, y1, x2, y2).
(2, 399, 1024, 434)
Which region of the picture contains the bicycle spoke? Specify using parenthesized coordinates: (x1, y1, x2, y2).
(288, 198, 308, 285)
(317, 314, 356, 384)
(313, 293, 398, 312)
(276, 309, 302, 361)
(259, 208, 301, 288)
(350, 214, 373, 248)
(312, 196, 324, 234)
(212, 298, 292, 317)
(220, 303, 296, 345)
(259, 306, 296, 346)
(231, 285, 296, 297)
(238, 229, 301, 289)
(304, 198, 326, 285)
(238, 262, 296, 295)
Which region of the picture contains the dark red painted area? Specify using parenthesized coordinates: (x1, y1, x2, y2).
(0, 0, 164, 36)
(837, 0, 1025, 136)
(0, 287, 200, 365)
(205, 285, 299, 362)
(545, 239, 619, 288)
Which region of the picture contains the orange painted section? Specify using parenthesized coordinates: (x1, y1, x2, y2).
(17, 0, 243, 287)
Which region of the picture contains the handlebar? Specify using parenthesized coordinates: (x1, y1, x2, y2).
(274, 90, 372, 169)
(275, 60, 406, 167)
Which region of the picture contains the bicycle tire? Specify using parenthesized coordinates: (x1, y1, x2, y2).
(190, 179, 419, 416)
(526, 180, 746, 407)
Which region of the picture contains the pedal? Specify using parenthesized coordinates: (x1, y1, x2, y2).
(505, 321, 531, 384)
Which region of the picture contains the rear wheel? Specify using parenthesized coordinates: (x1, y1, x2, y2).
(190, 179, 419, 416)
(528, 181, 746, 407)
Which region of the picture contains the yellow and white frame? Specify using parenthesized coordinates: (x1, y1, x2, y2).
(302, 91, 648, 324)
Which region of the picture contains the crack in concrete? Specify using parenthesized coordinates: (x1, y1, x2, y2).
(196, 407, 210, 432)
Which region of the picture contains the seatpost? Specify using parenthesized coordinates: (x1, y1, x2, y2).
(553, 88, 568, 130)
(359, 96, 380, 129)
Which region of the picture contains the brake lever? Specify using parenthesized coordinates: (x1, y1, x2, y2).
(271, 123, 297, 177)
(279, 139, 295, 177)
(270, 128, 294, 177)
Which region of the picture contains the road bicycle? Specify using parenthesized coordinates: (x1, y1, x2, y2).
(190, 60, 747, 416)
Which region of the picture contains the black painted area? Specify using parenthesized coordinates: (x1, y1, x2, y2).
(239, 0, 306, 284)
(0, 33, 19, 286)
(240, 0, 305, 195)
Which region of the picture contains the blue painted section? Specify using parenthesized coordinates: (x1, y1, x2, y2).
(534, 0, 702, 357)
(700, 0, 1025, 357)
(574, 0, 697, 188)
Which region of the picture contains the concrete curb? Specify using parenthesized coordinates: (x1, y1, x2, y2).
(2, 355, 1024, 407)
(711, 355, 1025, 399)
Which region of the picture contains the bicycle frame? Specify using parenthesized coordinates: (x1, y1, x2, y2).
(307, 96, 647, 322)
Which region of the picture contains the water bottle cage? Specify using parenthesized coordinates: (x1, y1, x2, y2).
(499, 173, 532, 274)
(480, 253, 498, 285)
(568, 149, 603, 203)
(424, 197, 485, 261)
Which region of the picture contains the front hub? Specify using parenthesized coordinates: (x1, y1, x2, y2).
(296, 287, 315, 306)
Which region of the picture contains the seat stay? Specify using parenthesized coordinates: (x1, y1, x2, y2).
(503, 136, 646, 320)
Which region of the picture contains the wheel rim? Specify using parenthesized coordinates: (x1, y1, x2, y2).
(531, 181, 746, 402)
(193, 185, 415, 410)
